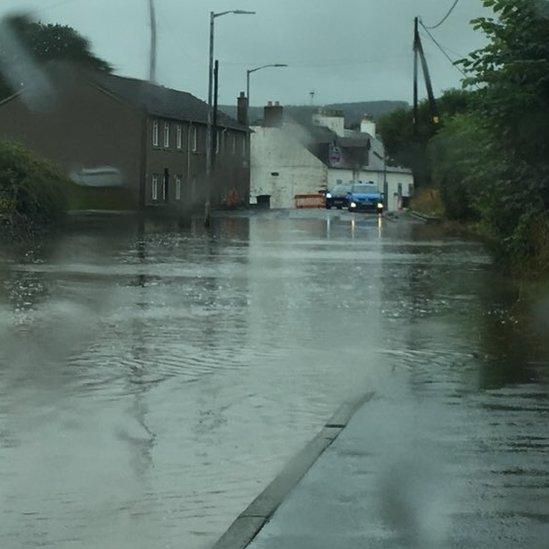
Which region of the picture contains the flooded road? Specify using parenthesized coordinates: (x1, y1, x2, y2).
(0, 210, 547, 548)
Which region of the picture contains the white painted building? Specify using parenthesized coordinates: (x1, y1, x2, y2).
(314, 111, 414, 211)
(250, 103, 327, 209)
(250, 104, 414, 211)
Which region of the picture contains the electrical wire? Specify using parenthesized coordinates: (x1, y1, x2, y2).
(419, 20, 467, 78)
(221, 54, 409, 69)
(423, 0, 460, 30)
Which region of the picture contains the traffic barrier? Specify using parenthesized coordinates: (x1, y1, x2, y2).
(294, 194, 326, 209)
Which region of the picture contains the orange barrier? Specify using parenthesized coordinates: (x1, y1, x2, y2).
(294, 194, 326, 209)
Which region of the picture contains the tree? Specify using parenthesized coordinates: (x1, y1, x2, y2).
(377, 89, 473, 186)
(429, 114, 496, 221)
(461, 0, 549, 269)
(0, 15, 112, 100)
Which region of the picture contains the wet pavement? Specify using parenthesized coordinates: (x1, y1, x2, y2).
(0, 210, 547, 548)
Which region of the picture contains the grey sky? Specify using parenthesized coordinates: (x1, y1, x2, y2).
(1, 0, 490, 107)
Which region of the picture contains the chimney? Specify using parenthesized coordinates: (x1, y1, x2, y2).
(237, 91, 248, 126)
(264, 101, 284, 127)
(360, 114, 376, 137)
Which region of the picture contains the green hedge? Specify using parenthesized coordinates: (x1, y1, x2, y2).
(0, 141, 70, 224)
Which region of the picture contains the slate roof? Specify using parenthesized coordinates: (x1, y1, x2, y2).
(91, 72, 248, 132)
(337, 135, 371, 148)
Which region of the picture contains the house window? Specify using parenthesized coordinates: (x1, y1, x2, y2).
(192, 126, 198, 152)
(152, 120, 159, 147)
(232, 134, 237, 154)
(216, 130, 221, 154)
(242, 134, 247, 156)
(164, 122, 170, 148)
(176, 124, 182, 150)
(152, 174, 159, 200)
(175, 175, 182, 200)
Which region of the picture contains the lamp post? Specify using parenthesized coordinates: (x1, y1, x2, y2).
(246, 64, 288, 111)
(147, 0, 157, 82)
(205, 10, 255, 226)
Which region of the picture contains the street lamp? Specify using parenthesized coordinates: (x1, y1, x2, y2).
(206, 9, 255, 176)
(204, 9, 255, 226)
(246, 64, 288, 109)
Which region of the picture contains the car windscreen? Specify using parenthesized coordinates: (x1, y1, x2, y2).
(352, 185, 379, 194)
(331, 185, 350, 195)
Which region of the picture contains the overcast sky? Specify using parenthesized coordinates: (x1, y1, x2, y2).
(0, 0, 490, 107)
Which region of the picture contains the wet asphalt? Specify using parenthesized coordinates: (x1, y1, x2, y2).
(0, 209, 547, 548)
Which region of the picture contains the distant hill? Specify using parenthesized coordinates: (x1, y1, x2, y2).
(220, 100, 408, 126)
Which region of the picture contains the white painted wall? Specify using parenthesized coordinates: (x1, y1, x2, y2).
(312, 113, 345, 137)
(360, 118, 376, 137)
(250, 124, 328, 209)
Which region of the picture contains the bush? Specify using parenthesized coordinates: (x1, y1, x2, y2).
(0, 141, 69, 224)
(410, 187, 444, 218)
(428, 115, 489, 221)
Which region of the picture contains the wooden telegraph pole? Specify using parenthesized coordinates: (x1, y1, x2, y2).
(413, 16, 439, 134)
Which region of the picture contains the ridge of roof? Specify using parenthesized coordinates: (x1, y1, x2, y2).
(90, 72, 248, 132)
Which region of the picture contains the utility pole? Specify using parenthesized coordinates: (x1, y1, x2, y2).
(413, 16, 439, 135)
(148, 0, 157, 83)
(205, 10, 255, 227)
(204, 11, 215, 227)
(413, 17, 419, 136)
(212, 60, 219, 170)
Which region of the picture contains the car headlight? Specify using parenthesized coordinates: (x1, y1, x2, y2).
(326, 193, 332, 199)
(377, 202, 383, 209)
(350, 202, 357, 208)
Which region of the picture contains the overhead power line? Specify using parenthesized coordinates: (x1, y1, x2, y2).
(419, 20, 467, 78)
(423, 0, 460, 30)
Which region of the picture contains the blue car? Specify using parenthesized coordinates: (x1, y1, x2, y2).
(347, 183, 384, 214)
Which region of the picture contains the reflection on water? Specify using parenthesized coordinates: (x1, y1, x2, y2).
(0, 210, 547, 548)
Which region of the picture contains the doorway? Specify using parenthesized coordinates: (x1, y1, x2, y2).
(163, 168, 169, 203)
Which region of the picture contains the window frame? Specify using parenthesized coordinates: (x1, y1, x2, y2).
(175, 175, 182, 201)
(152, 174, 159, 201)
(152, 120, 159, 147)
(192, 126, 198, 153)
(176, 124, 182, 150)
(164, 122, 170, 148)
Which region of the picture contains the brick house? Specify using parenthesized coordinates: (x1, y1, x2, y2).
(0, 67, 250, 212)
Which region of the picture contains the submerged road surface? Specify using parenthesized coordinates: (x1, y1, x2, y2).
(0, 210, 547, 548)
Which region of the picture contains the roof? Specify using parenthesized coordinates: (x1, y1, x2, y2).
(337, 135, 370, 148)
(91, 72, 248, 132)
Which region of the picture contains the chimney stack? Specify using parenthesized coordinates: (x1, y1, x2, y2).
(264, 101, 284, 127)
(237, 91, 248, 126)
(360, 114, 376, 137)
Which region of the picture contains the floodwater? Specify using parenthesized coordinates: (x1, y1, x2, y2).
(0, 210, 547, 548)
